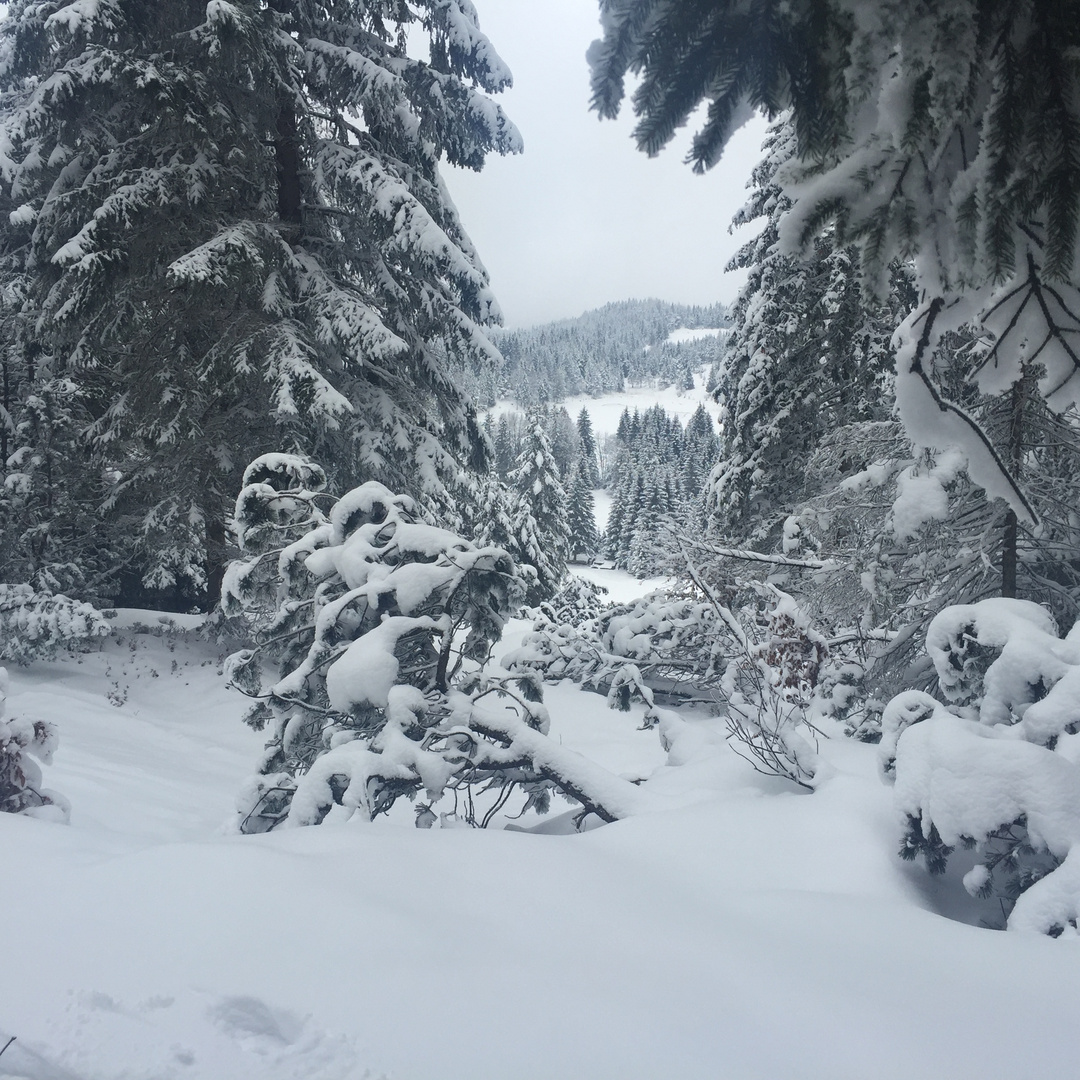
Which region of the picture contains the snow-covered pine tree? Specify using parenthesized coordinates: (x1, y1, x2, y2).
(707, 117, 915, 549)
(0, 584, 108, 666)
(509, 409, 569, 602)
(0, 0, 519, 606)
(602, 404, 686, 573)
(0, 374, 108, 599)
(224, 453, 642, 830)
(508, 496, 559, 609)
(566, 456, 599, 561)
(0, 666, 67, 820)
(575, 407, 601, 488)
(881, 597, 1080, 934)
(547, 405, 580, 482)
(603, 417, 639, 565)
(492, 411, 520, 480)
(626, 464, 679, 578)
(465, 465, 542, 602)
(680, 403, 717, 518)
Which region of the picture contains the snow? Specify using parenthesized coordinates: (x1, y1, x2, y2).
(891, 471, 949, 539)
(893, 711, 1080, 933)
(925, 597, 1065, 720)
(567, 562, 668, 604)
(487, 366, 721, 437)
(665, 326, 728, 345)
(4, 584, 1080, 1078)
(325, 615, 445, 711)
(592, 486, 612, 533)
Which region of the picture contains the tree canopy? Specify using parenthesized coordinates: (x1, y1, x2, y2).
(0, 0, 519, 605)
(590, 0, 1080, 517)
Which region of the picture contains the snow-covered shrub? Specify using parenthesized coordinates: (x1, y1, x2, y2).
(505, 587, 731, 705)
(0, 668, 68, 821)
(0, 585, 109, 665)
(509, 576, 829, 789)
(224, 455, 641, 831)
(718, 590, 827, 790)
(886, 598, 1080, 934)
(541, 574, 610, 627)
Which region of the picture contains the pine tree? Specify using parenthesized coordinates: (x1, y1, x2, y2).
(681, 403, 717, 512)
(509, 409, 568, 603)
(492, 413, 518, 480)
(708, 118, 915, 547)
(0, 665, 67, 821)
(0, 0, 519, 605)
(546, 405, 580, 482)
(566, 457, 599, 560)
(576, 408, 601, 488)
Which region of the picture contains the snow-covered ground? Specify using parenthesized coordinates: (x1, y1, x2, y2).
(488, 366, 721, 437)
(591, 487, 613, 534)
(4, 576, 1080, 1080)
(568, 560, 668, 603)
(664, 326, 728, 346)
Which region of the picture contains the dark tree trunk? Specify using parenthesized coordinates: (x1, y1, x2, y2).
(1001, 372, 1030, 598)
(275, 99, 302, 233)
(1002, 509, 1018, 598)
(1, 352, 9, 467)
(205, 513, 228, 608)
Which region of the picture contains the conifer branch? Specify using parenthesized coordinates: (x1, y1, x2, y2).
(907, 297, 1038, 523)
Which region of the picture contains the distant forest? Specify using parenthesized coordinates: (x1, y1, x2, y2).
(461, 298, 731, 405)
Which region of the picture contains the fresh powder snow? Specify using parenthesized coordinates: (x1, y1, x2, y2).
(4, 586, 1080, 1080)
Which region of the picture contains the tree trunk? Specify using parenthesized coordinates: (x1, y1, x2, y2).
(268, 0, 301, 232)
(1, 351, 9, 467)
(1002, 509, 1018, 598)
(205, 513, 228, 609)
(1001, 372, 1030, 598)
(275, 98, 302, 234)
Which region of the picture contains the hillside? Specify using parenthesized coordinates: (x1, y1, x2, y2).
(4, 589, 1080, 1080)
(463, 298, 731, 406)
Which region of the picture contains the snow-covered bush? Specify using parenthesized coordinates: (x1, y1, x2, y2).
(0, 668, 68, 821)
(538, 574, 609, 628)
(505, 586, 731, 705)
(224, 455, 643, 831)
(718, 591, 828, 790)
(508, 577, 830, 789)
(0, 585, 109, 665)
(885, 598, 1080, 934)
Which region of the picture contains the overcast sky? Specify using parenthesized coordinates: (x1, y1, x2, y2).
(442, 0, 769, 330)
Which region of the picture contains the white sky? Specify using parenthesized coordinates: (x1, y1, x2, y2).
(443, 0, 769, 330)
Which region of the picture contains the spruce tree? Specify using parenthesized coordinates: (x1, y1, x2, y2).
(0, 0, 519, 605)
(493, 413, 518, 480)
(681, 403, 717, 512)
(708, 118, 915, 547)
(546, 405, 580, 482)
(566, 457, 599, 560)
(509, 409, 569, 603)
(576, 407, 601, 488)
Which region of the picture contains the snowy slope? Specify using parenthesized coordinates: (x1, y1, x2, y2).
(4, 592, 1080, 1080)
(665, 326, 728, 345)
(488, 366, 721, 438)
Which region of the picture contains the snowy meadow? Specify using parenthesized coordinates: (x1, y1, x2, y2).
(4, 569, 1080, 1080)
